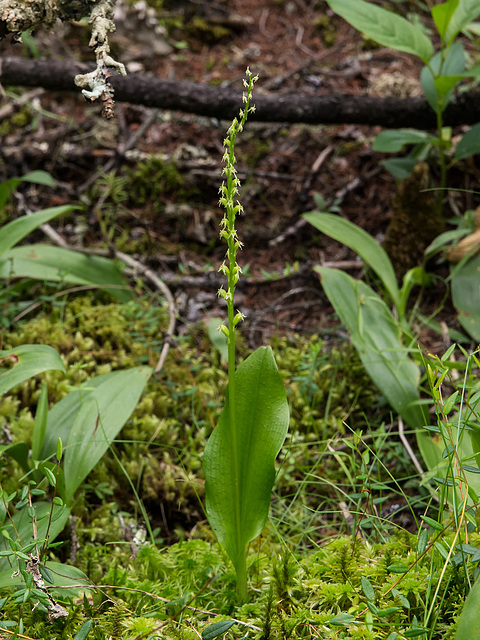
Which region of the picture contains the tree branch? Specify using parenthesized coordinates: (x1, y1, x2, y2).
(2, 56, 480, 128)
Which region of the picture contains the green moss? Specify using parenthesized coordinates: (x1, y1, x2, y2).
(185, 16, 230, 43)
(2, 291, 470, 639)
(272, 334, 377, 439)
(61, 532, 462, 639)
(314, 14, 338, 47)
(86, 156, 202, 251)
(1, 295, 406, 550)
(0, 106, 33, 136)
(125, 156, 192, 211)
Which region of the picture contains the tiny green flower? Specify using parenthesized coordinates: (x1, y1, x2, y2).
(217, 68, 257, 340)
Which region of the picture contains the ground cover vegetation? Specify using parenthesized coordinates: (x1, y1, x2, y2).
(1, 0, 480, 638)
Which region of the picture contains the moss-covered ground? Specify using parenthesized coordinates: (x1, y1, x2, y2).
(0, 290, 475, 639)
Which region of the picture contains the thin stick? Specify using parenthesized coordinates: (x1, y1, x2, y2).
(398, 416, 425, 478)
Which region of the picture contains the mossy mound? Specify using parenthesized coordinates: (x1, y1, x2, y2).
(2, 294, 386, 544)
(0, 292, 472, 639)
(6, 532, 469, 639)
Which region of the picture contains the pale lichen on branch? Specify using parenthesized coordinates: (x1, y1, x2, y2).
(74, 0, 126, 118)
(0, 0, 126, 118)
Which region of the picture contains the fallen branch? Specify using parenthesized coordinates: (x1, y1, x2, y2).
(2, 56, 480, 127)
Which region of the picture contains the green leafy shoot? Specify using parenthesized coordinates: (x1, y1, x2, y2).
(203, 70, 289, 602)
(326, 0, 434, 62)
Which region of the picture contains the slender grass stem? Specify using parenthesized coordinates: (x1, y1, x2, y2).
(436, 107, 447, 215)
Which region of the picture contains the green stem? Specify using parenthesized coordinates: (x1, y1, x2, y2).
(217, 69, 257, 602)
(436, 107, 446, 215)
(227, 270, 244, 596)
(235, 553, 248, 603)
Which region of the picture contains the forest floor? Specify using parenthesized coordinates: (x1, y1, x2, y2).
(2, 5, 480, 637)
(1, 0, 480, 349)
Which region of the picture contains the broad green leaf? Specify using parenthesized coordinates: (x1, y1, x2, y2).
(202, 621, 235, 639)
(326, 0, 434, 62)
(443, 0, 480, 44)
(56, 437, 63, 462)
(451, 253, 480, 341)
(203, 347, 289, 580)
(373, 130, 437, 153)
(32, 384, 49, 462)
(0, 172, 57, 210)
(0, 345, 65, 395)
(304, 212, 401, 312)
(19, 170, 57, 188)
(0, 501, 70, 564)
(421, 418, 480, 506)
(455, 123, 480, 159)
(73, 620, 93, 640)
(381, 158, 418, 179)
(42, 366, 152, 505)
(0, 442, 29, 473)
(399, 267, 428, 320)
(361, 575, 375, 601)
(329, 613, 356, 625)
(425, 228, 470, 256)
(1, 244, 133, 302)
(0, 206, 75, 257)
(314, 267, 426, 429)
(456, 576, 480, 639)
(434, 75, 464, 94)
(420, 42, 465, 112)
(432, 0, 459, 42)
(377, 607, 400, 617)
(405, 627, 430, 638)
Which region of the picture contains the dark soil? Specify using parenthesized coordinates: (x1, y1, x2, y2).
(1, 0, 479, 352)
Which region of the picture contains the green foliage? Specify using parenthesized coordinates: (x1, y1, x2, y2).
(328, 0, 480, 188)
(0, 322, 152, 634)
(456, 575, 480, 639)
(0, 172, 132, 302)
(0, 173, 155, 631)
(73, 620, 93, 640)
(327, 0, 434, 61)
(3, 286, 479, 638)
(125, 156, 196, 213)
(4, 57, 480, 640)
(314, 267, 425, 429)
(0, 170, 56, 210)
(204, 348, 289, 597)
(203, 70, 289, 601)
(1, 245, 133, 303)
(303, 211, 446, 478)
(451, 253, 480, 341)
(304, 211, 402, 314)
(77, 532, 479, 639)
(422, 204, 480, 343)
(41, 366, 153, 505)
(0, 344, 65, 395)
(423, 346, 480, 508)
